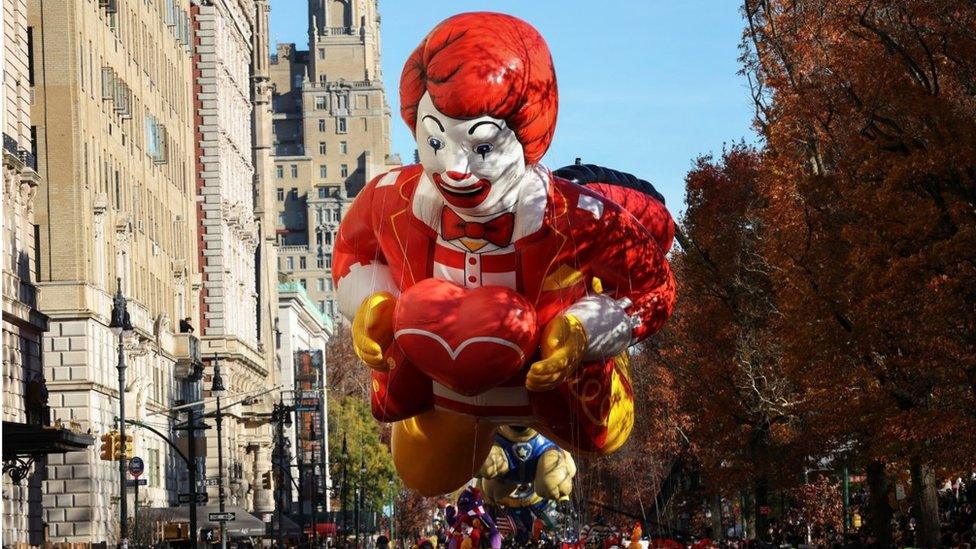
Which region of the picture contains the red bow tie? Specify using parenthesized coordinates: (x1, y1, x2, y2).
(440, 207, 515, 248)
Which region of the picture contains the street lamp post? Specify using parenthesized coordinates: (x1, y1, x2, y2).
(273, 398, 290, 549)
(109, 278, 134, 548)
(310, 425, 318, 548)
(355, 451, 365, 546)
(340, 434, 348, 547)
(211, 356, 228, 549)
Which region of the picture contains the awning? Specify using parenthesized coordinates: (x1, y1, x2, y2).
(2, 421, 94, 460)
(141, 505, 268, 538)
(269, 513, 302, 536)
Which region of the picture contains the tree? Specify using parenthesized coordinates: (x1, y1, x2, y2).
(654, 144, 805, 542)
(741, 1, 976, 544)
(327, 394, 397, 514)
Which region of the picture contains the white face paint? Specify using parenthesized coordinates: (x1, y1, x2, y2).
(415, 92, 526, 215)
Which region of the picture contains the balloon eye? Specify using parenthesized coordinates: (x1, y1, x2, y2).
(474, 143, 493, 159)
(427, 137, 444, 152)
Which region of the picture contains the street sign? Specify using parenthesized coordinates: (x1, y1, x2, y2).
(178, 492, 208, 504)
(209, 512, 235, 522)
(197, 478, 218, 487)
(125, 479, 148, 486)
(128, 456, 144, 478)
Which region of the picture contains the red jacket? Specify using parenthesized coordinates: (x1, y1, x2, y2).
(333, 165, 675, 453)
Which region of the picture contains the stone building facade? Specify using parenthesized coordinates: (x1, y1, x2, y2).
(190, 0, 278, 519)
(270, 0, 400, 320)
(27, 0, 203, 539)
(3, 0, 48, 540)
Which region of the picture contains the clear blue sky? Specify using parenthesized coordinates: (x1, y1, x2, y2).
(269, 0, 757, 214)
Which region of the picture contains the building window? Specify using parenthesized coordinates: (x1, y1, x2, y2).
(324, 253, 332, 269)
(318, 119, 326, 132)
(333, 209, 341, 222)
(340, 141, 347, 155)
(326, 302, 334, 316)
(325, 232, 333, 246)
(290, 165, 298, 178)
(286, 257, 294, 270)
(337, 94, 347, 109)
(315, 96, 327, 109)
(318, 300, 326, 312)
(318, 48, 325, 60)
(340, 164, 348, 178)
(326, 278, 334, 291)
(290, 187, 298, 196)
(319, 142, 326, 155)
(277, 188, 284, 201)
(319, 165, 327, 179)
(337, 117, 347, 134)
(298, 279, 306, 289)
(278, 213, 286, 226)
(316, 256, 324, 269)
(317, 278, 325, 292)
(276, 165, 283, 179)
(299, 257, 307, 270)
(318, 187, 327, 199)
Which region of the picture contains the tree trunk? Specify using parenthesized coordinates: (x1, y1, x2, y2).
(754, 473, 771, 541)
(910, 456, 941, 548)
(711, 494, 724, 540)
(865, 460, 893, 548)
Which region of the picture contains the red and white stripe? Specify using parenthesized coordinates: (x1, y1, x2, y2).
(433, 241, 518, 290)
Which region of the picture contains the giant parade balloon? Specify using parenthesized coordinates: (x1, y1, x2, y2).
(333, 11, 677, 495)
(477, 426, 575, 509)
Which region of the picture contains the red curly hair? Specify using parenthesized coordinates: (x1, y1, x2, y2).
(400, 12, 558, 165)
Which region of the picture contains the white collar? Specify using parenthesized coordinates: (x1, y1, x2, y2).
(412, 165, 550, 247)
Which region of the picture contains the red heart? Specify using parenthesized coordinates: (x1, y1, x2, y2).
(393, 278, 539, 397)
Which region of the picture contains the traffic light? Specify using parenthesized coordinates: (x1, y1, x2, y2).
(262, 471, 273, 490)
(114, 433, 134, 460)
(99, 431, 118, 461)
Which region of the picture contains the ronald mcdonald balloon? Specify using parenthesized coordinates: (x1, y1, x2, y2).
(333, 12, 677, 495)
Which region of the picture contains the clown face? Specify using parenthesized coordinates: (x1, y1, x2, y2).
(415, 93, 527, 215)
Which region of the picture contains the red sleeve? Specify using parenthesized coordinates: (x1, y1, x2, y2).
(587, 201, 676, 341)
(332, 175, 384, 286)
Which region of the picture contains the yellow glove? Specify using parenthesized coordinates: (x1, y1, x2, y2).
(352, 291, 396, 370)
(526, 314, 587, 392)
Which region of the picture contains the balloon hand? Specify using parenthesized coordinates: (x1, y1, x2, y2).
(525, 315, 587, 392)
(352, 292, 396, 370)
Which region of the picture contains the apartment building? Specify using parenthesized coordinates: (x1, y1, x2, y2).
(269, 0, 400, 320)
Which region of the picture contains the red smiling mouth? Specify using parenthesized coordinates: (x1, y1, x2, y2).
(432, 173, 492, 208)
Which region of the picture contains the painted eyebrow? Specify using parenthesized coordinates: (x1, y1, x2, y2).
(468, 120, 503, 135)
(422, 115, 445, 132)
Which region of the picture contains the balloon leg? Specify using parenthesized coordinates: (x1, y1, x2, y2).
(391, 409, 495, 496)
